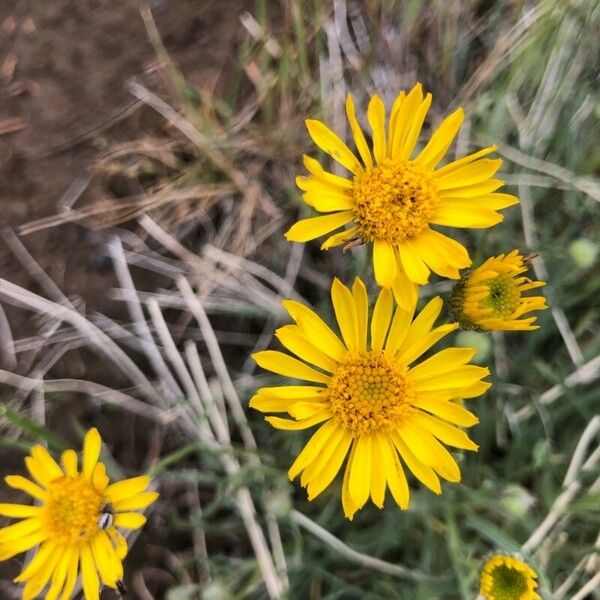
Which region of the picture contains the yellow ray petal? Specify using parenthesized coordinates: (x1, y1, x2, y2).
(418, 228, 471, 269)
(341, 442, 358, 520)
(331, 278, 359, 352)
(307, 430, 353, 501)
(22, 548, 62, 600)
(113, 512, 147, 530)
(30, 446, 63, 481)
(396, 424, 460, 482)
(302, 189, 356, 213)
(251, 385, 327, 400)
(0, 503, 41, 518)
(45, 546, 74, 600)
(285, 211, 354, 242)
(300, 425, 346, 486)
(0, 530, 47, 560)
(437, 178, 504, 198)
(14, 541, 55, 583)
(387, 91, 406, 156)
(288, 421, 338, 480)
(412, 399, 479, 427)
(252, 350, 330, 384)
(61, 449, 78, 477)
(435, 158, 502, 189)
(397, 324, 458, 365)
(346, 94, 373, 168)
(282, 300, 347, 361)
(92, 463, 109, 493)
(412, 413, 478, 450)
(373, 238, 398, 288)
(398, 241, 430, 284)
(434, 144, 497, 177)
(391, 432, 441, 494)
(430, 204, 503, 228)
(439, 193, 518, 211)
(391, 254, 419, 311)
(390, 83, 424, 160)
(112, 491, 159, 512)
(352, 277, 369, 352)
(0, 517, 41, 543)
(91, 531, 123, 586)
(380, 434, 410, 509)
(415, 108, 464, 169)
(369, 434, 388, 508)
(398, 93, 432, 161)
(384, 303, 415, 356)
(305, 119, 361, 173)
(348, 435, 372, 509)
(80, 543, 100, 600)
(59, 548, 80, 600)
(105, 476, 151, 505)
(275, 325, 338, 372)
(370, 288, 393, 352)
(408, 347, 477, 381)
(4, 475, 46, 501)
(266, 412, 332, 431)
(367, 95, 387, 164)
(82, 428, 102, 482)
(302, 155, 354, 190)
(412, 365, 490, 391)
(410, 234, 460, 279)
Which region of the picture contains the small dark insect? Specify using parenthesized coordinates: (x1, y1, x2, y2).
(343, 236, 366, 252)
(116, 579, 127, 596)
(97, 503, 115, 530)
(523, 252, 540, 262)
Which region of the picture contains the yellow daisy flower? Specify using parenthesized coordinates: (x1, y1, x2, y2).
(0, 428, 158, 600)
(250, 277, 490, 519)
(286, 83, 518, 309)
(450, 250, 548, 331)
(479, 554, 541, 600)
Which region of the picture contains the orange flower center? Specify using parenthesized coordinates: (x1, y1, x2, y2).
(328, 352, 413, 434)
(353, 161, 438, 243)
(42, 476, 104, 544)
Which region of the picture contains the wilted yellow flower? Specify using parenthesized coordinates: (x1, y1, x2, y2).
(480, 554, 541, 600)
(450, 250, 548, 331)
(251, 277, 490, 519)
(286, 83, 518, 309)
(0, 428, 158, 600)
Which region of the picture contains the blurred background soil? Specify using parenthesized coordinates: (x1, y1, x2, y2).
(0, 2, 248, 596)
(0, 0, 245, 328)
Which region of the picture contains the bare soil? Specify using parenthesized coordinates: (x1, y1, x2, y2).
(0, 1, 249, 596)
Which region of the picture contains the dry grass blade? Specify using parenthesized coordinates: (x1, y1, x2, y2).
(0, 277, 161, 404)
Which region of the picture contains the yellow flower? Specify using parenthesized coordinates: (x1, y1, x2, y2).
(479, 554, 541, 600)
(251, 277, 490, 519)
(286, 83, 518, 309)
(450, 250, 548, 331)
(0, 428, 158, 600)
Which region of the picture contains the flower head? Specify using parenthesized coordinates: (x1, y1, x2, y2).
(251, 277, 490, 519)
(286, 84, 518, 309)
(479, 554, 541, 600)
(450, 250, 548, 331)
(0, 428, 158, 600)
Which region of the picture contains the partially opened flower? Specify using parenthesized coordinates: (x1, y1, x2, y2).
(0, 428, 158, 600)
(286, 83, 518, 309)
(251, 277, 490, 519)
(450, 250, 548, 331)
(479, 554, 541, 600)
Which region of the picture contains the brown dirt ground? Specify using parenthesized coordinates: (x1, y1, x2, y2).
(0, 0, 250, 597)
